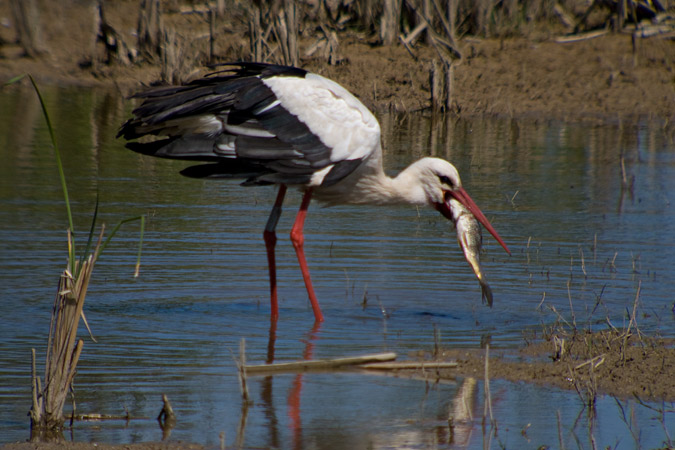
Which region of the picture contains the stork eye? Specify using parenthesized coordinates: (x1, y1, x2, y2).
(438, 175, 453, 187)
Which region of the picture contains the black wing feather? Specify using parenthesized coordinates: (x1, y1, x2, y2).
(119, 62, 361, 186)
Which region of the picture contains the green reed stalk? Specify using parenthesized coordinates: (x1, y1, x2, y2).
(4, 74, 145, 436)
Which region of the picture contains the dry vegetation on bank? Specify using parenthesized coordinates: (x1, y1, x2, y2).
(1, 0, 673, 121)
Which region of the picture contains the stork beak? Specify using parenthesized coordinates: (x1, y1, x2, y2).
(437, 188, 511, 255)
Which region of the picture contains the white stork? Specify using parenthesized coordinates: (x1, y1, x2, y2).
(118, 62, 510, 323)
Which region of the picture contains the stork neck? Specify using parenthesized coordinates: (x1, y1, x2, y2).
(314, 157, 430, 207)
(351, 161, 428, 206)
(386, 165, 429, 205)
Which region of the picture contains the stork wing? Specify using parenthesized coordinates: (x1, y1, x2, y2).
(119, 63, 381, 187)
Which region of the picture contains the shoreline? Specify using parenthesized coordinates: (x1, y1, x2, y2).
(1, 2, 673, 123)
(1, 2, 674, 447)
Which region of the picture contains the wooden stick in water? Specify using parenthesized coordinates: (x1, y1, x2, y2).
(245, 352, 397, 375)
(360, 361, 458, 370)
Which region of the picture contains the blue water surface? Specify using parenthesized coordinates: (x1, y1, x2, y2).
(0, 86, 673, 449)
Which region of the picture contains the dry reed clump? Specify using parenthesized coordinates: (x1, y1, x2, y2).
(30, 229, 104, 439)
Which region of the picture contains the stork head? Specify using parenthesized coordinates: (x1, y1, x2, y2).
(419, 158, 510, 255)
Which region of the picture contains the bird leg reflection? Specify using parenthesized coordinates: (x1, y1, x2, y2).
(290, 188, 324, 323)
(264, 185, 288, 322)
(259, 321, 321, 449)
(288, 321, 321, 449)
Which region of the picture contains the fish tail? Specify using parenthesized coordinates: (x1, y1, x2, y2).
(480, 282, 493, 308)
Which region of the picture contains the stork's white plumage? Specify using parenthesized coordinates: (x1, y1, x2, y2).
(119, 62, 510, 323)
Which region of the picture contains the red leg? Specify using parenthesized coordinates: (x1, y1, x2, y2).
(290, 189, 324, 323)
(263, 185, 287, 323)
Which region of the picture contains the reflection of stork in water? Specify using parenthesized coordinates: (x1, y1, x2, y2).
(243, 321, 482, 448)
(254, 321, 320, 449)
(119, 62, 510, 323)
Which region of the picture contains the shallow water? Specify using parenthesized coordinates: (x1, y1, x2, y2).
(0, 86, 673, 448)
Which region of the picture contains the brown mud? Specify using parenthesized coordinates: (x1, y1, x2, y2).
(433, 330, 675, 402)
(1, 1, 673, 121)
(1, 1, 674, 448)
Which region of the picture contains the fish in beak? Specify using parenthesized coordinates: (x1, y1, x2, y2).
(436, 188, 510, 255)
(435, 188, 510, 307)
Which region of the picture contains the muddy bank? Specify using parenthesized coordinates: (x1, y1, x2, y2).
(1, 2, 673, 122)
(308, 33, 675, 122)
(434, 330, 675, 402)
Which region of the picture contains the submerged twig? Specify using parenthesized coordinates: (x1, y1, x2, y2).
(157, 394, 176, 441)
(483, 344, 493, 423)
(360, 361, 457, 370)
(245, 352, 397, 375)
(234, 338, 252, 404)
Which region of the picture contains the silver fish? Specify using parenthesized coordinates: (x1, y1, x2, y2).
(449, 198, 494, 307)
